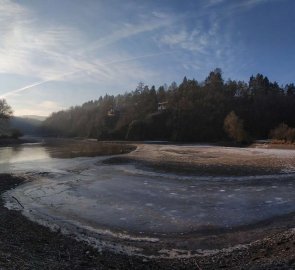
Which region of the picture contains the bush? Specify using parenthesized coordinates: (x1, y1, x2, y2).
(224, 111, 249, 143)
(269, 123, 295, 143)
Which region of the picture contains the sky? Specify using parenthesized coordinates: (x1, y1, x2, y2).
(0, 0, 294, 116)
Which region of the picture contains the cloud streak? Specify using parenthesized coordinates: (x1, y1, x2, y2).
(0, 71, 76, 99)
(0, 50, 174, 99)
(0, 1, 174, 83)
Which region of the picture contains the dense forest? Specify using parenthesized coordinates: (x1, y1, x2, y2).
(42, 69, 295, 143)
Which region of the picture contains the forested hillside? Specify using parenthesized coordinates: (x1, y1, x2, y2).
(42, 69, 295, 142)
(10, 116, 44, 136)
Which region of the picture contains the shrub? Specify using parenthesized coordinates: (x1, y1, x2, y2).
(269, 123, 295, 143)
(224, 111, 249, 143)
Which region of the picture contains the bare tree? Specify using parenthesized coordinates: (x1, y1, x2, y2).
(0, 99, 13, 120)
(224, 111, 248, 143)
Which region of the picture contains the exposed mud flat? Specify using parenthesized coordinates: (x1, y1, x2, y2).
(122, 143, 295, 175)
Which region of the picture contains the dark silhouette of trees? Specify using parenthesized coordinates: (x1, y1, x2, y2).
(0, 99, 23, 139)
(41, 69, 295, 142)
(286, 83, 295, 96)
(0, 99, 13, 120)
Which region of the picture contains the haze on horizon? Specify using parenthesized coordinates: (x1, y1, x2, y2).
(0, 0, 294, 116)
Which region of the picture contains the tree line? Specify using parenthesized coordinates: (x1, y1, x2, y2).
(41, 69, 295, 143)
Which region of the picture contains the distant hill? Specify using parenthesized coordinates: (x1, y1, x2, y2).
(10, 116, 46, 136)
(20, 115, 47, 121)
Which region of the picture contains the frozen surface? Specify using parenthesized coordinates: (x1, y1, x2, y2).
(9, 165, 295, 233)
(2, 143, 295, 239)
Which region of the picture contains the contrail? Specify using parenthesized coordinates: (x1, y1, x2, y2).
(0, 50, 174, 99)
(0, 70, 78, 99)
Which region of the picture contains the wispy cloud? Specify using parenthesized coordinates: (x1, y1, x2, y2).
(204, 0, 226, 8)
(160, 29, 209, 53)
(0, 1, 82, 79)
(157, 14, 221, 56)
(154, 1, 264, 79)
(0, 0, 175, 99)
(239, 0, 281, 8)
(0, 51, 173, 99)
(0, 0, 26, 18)
(77, 17, 172, 55)
(218, 0, 283, 14)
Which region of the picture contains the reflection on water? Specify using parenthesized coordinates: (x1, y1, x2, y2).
(0, 145, 50, 164)
(0, 140, 135, 165)
(0, 140, 135, 175)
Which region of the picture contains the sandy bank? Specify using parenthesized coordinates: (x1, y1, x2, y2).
(115, 143, 295, 175)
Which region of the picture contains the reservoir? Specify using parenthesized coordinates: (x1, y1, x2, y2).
(2, 140, 295, 257)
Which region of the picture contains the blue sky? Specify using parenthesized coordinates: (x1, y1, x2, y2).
(0, 0, 294, 116)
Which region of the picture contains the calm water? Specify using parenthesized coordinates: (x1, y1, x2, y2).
(0, 144, 49, 164)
